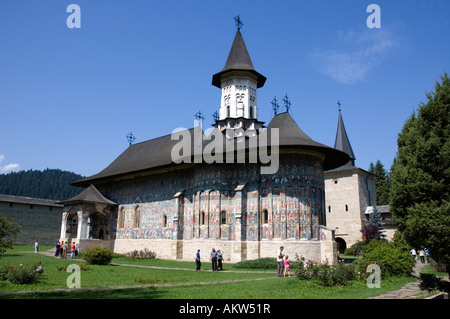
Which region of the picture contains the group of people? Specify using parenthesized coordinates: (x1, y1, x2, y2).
(410, 248, 430, 263)
(277, 246, 291, 277)
(55, 240, 79, 259)
(195, 248, 224, 271)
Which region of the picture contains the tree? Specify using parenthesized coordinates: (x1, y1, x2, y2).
(390, 73, 450, 276)
(368, 160, 391, 205)
(0, 216, 21, 255)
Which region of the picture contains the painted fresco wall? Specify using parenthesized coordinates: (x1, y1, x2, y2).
(96, 152, 325, 244)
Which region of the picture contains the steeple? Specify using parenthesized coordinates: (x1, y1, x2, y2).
(212, 17, 266, 140)
(334, 107, 356, 166)
(211, 29, 266, 88)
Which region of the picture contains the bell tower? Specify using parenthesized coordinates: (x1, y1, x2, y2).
(212, 16, 266, 140)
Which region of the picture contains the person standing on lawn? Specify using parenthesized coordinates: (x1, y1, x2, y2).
(277, 246, 285, 277)
(195, 249, 201, 271)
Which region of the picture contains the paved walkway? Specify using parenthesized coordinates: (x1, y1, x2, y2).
(368, 261, 431, 299)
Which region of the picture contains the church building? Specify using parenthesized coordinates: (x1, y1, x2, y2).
(59, 24, 350, 263)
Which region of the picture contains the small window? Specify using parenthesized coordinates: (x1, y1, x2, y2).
(163, 214, 168, 228)
(328, 206, 331, 213)
(333, 179, 338, 184)
(9, 202, 13, 207)
(261, 209, 269, 224)
(345, 204, 348, 212)
(200, 211, 205, 225)
(221, 211, 227, 225)
(134, 206, 140, 228)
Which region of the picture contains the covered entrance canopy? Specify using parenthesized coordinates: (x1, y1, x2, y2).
(58, 185, 117, 249)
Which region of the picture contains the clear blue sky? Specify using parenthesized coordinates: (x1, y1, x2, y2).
(1, 0, 449, 178)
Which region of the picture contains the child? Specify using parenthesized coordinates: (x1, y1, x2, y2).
(284, 255, 291, 277)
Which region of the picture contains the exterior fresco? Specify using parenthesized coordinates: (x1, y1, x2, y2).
(96, 153, 325, 244)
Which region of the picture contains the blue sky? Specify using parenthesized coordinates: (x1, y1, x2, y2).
(0, 0, 449, 178)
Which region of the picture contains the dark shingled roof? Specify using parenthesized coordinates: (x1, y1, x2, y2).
(334, 110, 356, 166)
(72, 127, 204, 187)
(72, 113, 349, 187)
(264, 112, 350, 171)
(212, 30, 266, 88)
(58, 185, 116, 205)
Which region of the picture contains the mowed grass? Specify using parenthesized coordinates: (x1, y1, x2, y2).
(0, 247, 416, 299)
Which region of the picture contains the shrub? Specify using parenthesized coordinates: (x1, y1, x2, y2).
(419, 273, 450, 293)
(233, 257, 277, 269)
(4, 265, 39, 284)
(125, 248, 157, 260)
(83, 246, 114, 265)
(294, 256, 356, 286)
(344, 248, 355, 256)
(356, 240, 415, 277)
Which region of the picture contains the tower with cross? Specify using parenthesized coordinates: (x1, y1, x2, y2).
(212, 16, 266, 140)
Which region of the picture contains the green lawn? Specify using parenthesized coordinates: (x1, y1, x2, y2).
(0, 247, 417, 299)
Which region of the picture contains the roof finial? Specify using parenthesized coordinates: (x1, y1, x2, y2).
(126, 132, 136, 146)
(234, 15, 243, 31)
(283, 93, 292, 112)
(271, 96, 279, 115)
(337, 100, 342, 112)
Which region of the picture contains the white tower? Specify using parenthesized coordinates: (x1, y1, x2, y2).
(212, 24, 266, 140)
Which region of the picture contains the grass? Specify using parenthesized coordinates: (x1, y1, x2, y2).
(0, 246, 418, 299)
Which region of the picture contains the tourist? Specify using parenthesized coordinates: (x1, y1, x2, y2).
(301, 256, 307, 270)
(75, 243, 79, 258)
(277, 246, 284, 277)
(55, 241, 60, 258)
(284, 255, 291, 277)
(61, 241, 67, 259)
(424, 248, 430, 263)
(211, 248, 218, 271)
(34, 240, 39, 253)
(410, 248, 417, 261)
(70, 242, 76, 259)
(195, 249, 201, 271)
(419, 249, 426, 264)
(217, 249, 223, 271)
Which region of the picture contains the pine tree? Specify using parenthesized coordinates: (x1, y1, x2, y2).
(390, 73, 450, 276)
(368, 160, 391, 205)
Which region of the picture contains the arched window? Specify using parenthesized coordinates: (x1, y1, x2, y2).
(220, 211, 227, 225)
(163, 214, 168, 228)
(134, 206, 140, 228)
(226, 105, 230, 117)
(200, 211, 205, 225)
(119, 207, 125, 229)
(261, 209, 269, 224)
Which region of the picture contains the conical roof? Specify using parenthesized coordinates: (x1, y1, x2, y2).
(265, 112, 350, 170)
(212, 30, 266, 88)
(334, 110, 356, 166)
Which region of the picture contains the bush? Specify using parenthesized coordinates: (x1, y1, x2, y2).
(233, 257, 277, 269)
(0, 264, 39, 284)
(356, 240, 415, 277)
(419, 273, 450, 293)
(344, 248, 355, 256)
(124, 248, 157, 260)
(294, 256, 356, 286)
(83, 246, 114, 265)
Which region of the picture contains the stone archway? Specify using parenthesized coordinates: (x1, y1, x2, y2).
(335, 237, 347, 254)
(65, 210, 78, 239)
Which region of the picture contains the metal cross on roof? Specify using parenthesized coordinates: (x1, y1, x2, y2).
(212, 111, 219, 121)
(282, 93, 292, 112)
(194, 110, 205, 121)
(126, 132, 136, 146)
(337, 100, 342, 111)
(234, 15, 244, 30)
(271, 96, 280, 115)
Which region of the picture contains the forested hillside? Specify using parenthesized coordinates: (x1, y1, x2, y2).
(0, 169, 84, 200)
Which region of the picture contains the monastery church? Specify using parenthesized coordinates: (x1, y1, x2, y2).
(59, 24, 376, 263)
